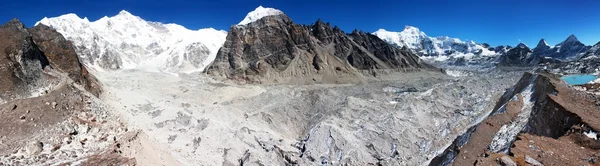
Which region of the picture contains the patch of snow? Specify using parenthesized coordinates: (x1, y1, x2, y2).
(238, 6, 284, 25)
(445, 70, 471, 77)
(585, 130, 598, 140)
(589, 77, 600, 84)
(488, 75, 537, 153)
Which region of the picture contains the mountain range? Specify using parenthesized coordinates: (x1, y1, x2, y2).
(373, 26, 595, 67)
(34, 6, 600, 73)
(2, 5, 600, 166)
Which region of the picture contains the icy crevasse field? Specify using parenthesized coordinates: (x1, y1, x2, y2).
(93, 69, 522, 165)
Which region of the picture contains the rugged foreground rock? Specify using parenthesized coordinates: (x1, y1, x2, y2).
(28, 24, 102, 97)
(0, 19, 131, 165)
(0, 18, 101, 103)
(206, 13, 432, 84)
(430, 71, 600, 166)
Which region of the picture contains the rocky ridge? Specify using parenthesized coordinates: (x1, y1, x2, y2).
(206, 10, 431, 84)
(430, 71, 600, 165)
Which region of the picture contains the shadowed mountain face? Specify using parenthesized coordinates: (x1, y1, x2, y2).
(0, 19, 51, 100)
(29, 24, 102, 96)
(0, 19, 101, 100)
(497, 43, 537, 66)
(580, 42, 600, 60)
(497, 35, 593, 66)
(206, 14, 431, 84)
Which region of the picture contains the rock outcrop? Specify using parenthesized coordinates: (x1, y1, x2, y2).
(29, 24, 101, 96)
(430, 71, 600, 165)
(0, 18, 129, 166)
(206, 14, 431, 83)
(0, 19, 52, 101)
(0, 19, 101, 101)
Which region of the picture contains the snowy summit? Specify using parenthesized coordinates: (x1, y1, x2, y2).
(238, 6, 284, 25)
(373, 25, 496, 61)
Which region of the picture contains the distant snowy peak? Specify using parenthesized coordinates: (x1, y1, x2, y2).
(373, 26, 427, 49)
(400, 25, 427, 36)
(516, 42, 529, 49)
(238, 6, 284, 25)
(536, 39, 550, 48)
(373, 25, 496, 62)
(508, 34, 591, 61)
(37, 10, 228, 73)
(557, 34, 582, 46)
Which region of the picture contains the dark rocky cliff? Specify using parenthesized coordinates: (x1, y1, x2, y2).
(206, 14, 431, 84)
(29, 24, 101, 97)
(0, 19, 101, 99)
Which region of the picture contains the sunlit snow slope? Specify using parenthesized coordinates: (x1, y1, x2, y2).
(373, 26, 497, 61)
(36, 10, 227, 73)
(237, 6, 284, 25)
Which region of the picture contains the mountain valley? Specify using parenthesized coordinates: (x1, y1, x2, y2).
(0, 5, 599, 166)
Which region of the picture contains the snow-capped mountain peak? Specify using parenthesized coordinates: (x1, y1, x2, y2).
(238, 6, 284, 25)
(36, 10, 228, 73)
(402, 25, 425, 36)
(557, 34, 581, 45)
(516, 42, 529, 48)
(537, 39, 549, 47)
(118, 10, 132, 16)
(38, 13, 89, 25)
(373, 25, 497, 63)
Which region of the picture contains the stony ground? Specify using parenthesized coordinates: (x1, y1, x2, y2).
(92, 69, 523, 165)
(0, 70, 130, 166)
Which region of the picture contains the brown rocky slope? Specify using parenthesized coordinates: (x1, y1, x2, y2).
(430, 71, 600, 166)
(0, 19, 101, 100)
(206, 14, 433, 84)
(0, 19, 128, 165)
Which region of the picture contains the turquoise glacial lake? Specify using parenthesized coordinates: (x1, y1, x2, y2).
(561, 74, 598, 85)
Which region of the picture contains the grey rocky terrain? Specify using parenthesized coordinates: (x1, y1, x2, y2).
(95, 69, 523, 165)
(0, 19, 129, 166)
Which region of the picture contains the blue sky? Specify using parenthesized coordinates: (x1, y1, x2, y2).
(2, 0, 599, 46)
